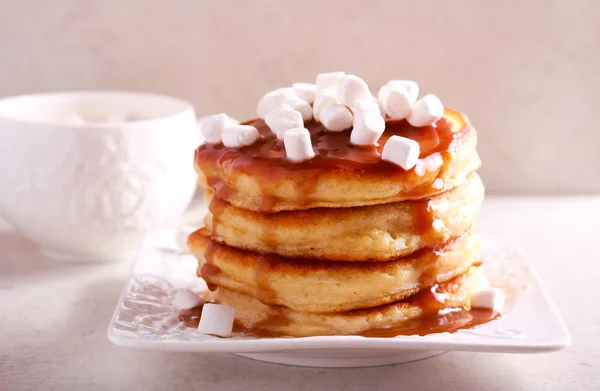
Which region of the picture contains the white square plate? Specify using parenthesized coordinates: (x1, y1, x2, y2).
(108, 229, 570, 368)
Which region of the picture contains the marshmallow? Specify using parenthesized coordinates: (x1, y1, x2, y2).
(432, 178, 444, 190)
(320, 103, 353, 131)
(381, 135, 420, 170)
(200, 113, 237, 144)
(382, 85, 412, 120)
(471, 288, 505, 312)
(407, 94, 444, 127)
(292, 82, 317, 104)
(198, 303, 235, 337)
(285, 97, 313, 121)
(284, 127, 315, 162)
(414, 153, 444, 176)
(336, 75, 371, 107)
(313, 89, 338, 122)
(315, 71, 345, 91)
(385, 80, 419, 103)
(265, 103, 304, 140)
(350, 101, 386, 146)
(222, 124, 259, 148)
(257, 87, 298, 118)
(172, 289, 204, 312)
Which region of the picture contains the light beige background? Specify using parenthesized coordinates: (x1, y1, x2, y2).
(1, 0, 598, 193)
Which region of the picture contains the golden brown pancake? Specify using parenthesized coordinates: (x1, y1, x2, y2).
(208, 266, 487, 337)
(189, 229, 481, 313)
(205, 173, 483, 261)
(195, 109, 480, 212)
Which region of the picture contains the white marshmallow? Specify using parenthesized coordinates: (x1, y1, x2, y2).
(382, 85, 412, 120)
(198, 303, 235, 337)
(407, 94, 444, 127)
(315, 71, 345, 91)
(432, 178, 444, 190)
(471, 288, 505, 312)
(292, 82, 317, 104)
(172, 289, 204, 312)
(336, 74, 371, 107)
(350, 101, 386, 146)
(320, 103, 353, 131)
(257, 87, 298, 118)
(285, 97, 313, 121)
(312, 89, 338, 122)
(381, 135, 420, 170)
(284, 127, 315, 162)
(222, 124, 259, 148)
(265, 103, 304, 140)
(414, 153, 444, 176)
(200, 113, 237, 144)
(385, 80, 419, 103)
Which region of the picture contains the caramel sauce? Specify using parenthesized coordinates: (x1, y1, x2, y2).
(195, 112, 469, 212)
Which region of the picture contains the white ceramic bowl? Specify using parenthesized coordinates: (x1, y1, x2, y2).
(0, 91, 201, 261)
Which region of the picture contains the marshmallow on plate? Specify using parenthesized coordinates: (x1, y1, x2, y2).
(284, 127, 315, 162)
(381, 135, 420, 170)
(320, 103, 353, 131)
(407, 94, 444, 127)
(200, 113, 238, 144)
(336, 75, 371, 107)
(198, 303, 235, 337)
(292, 82, 317, 104)
(285, 97, 313, 121)
(257, 87, 298, 118)
(316, 71, 346, 91)
(222, 124, 260, 148)
(313, 89, 338, 122)
(349, 99, 386, 146)
(265, 103, 304, 140)
(471, 288, 505, 312)
(172, 289, 204, 312)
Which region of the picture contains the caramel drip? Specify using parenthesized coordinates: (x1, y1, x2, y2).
(254, 254, 279, 303)
(199, 241, 221, 291)
(195, 113, 468, 212)
(410, 198, 438, 246)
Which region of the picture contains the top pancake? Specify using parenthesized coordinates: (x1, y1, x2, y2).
(195, 109, 480, 212)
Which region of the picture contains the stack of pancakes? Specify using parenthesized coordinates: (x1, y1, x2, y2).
(188, 108, 485, 337)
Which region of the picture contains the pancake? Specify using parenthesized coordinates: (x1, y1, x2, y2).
(209, 266, 487, 337)
(188, 229, 481, 313)
(206, 173, 483, 261)
(195, 109, 481, 212)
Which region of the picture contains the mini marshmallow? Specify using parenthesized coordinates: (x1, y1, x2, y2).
(316, 71, 346, 91)
(381, 135, 420, 170)
(386, 80, 419, 103)
(292, 82, 317, 104)
(198, 303, 235, 337)
(222, 124, 259, 148)
(320, 103, 353, 131)
(257, 87, 298, 118)
(200, 113, 237, 144)
(471, 288, 505, 312)
(432, 178, 444, 190)
(414, 153, 444, 176)
(336, 75, 371, 107)
(313, 89, 338, 122)
(349, 101, 386, 146)
(407, 94, 444, 127)
(432, 219, 446, 232)
(172, 289, 204, 312)
(382, 85, 412, 120)
(284, 127, 315, 162)
(265, 103, 304, 139)
(285, 97, 313, 121)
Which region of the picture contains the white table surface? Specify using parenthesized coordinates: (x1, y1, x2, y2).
(1, 196, 599, 391)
